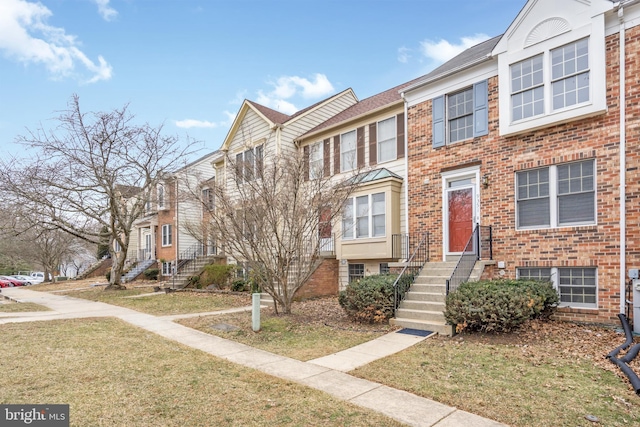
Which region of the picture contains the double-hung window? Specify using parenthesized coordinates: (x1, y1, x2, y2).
(511, 55, 544, 121)
(161, 224, 172, 246)
(510, 38, 590, 122)
(377, 117, 396, 163)
(201, 188, 214, 211)
(432, 80, 488, 147)
(309, 141, 323, 179)
(348, 264, 364, 283)
(236, 145, 264, 182)
(162, 262, 173, 276)
(340, 130, 356, 172)
(516, 159, 595, 229)
(342, 192, 386, 239)
(518, 267, 597, 308)
(157, 183, 166, 210)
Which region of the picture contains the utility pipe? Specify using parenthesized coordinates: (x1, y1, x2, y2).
(618, 4, 627, 315)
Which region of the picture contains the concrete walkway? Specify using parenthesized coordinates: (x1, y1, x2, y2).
(0, 287, 506, 427)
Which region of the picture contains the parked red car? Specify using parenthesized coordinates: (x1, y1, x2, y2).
(0, 278, 12, 288)
(0, 276, 24, 287)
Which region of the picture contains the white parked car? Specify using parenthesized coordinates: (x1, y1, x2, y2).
(30, 272, 52, 284)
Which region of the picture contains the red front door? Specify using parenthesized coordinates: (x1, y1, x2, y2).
(448, 188, 473, 252)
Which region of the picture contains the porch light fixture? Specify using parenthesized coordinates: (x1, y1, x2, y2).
(482, 174, 490, 188)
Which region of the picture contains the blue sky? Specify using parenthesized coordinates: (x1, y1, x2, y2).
(0, 0, 525, 162)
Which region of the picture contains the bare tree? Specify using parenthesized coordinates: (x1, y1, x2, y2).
(0, 207, 76, 279)
(207, 139, 360, 314)
(0, 95, 196, 289)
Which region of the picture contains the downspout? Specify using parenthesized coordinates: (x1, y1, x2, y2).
(618, 4, 627, 315)
(174, 178, 179, 270)
(401, 92, 410, 241)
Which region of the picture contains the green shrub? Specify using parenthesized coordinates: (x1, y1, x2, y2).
(338, 274, 414, 323)
(143, 268, 159, 281)
(105, 270, 111, 281)
(201, 264, 236, 289)
(231, 279, 247, 292)
(186, 275, 201, 289)
(444, 279, 559, 333)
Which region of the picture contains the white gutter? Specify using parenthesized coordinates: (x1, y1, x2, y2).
(402, 93, 410, 241)
(618, 4, 627, 314)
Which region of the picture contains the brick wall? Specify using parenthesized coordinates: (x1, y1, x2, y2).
(407, 28, 640, 325)
(295, 258, 339, 300)
(156, 181, 177, 265)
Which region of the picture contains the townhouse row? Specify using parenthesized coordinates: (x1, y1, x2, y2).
(126, 0, 640, 326)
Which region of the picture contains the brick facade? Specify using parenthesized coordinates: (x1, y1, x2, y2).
(295, 258, 339, 300)
(407, 28, 640, 325)
(155, 181, 177, 271)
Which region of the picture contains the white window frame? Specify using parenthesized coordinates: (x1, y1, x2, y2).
(498, 30, 606, 136)
(157, 183, 167, 210)
(342, 192, 386, 240)
(517, 267, 597, 309)
(377, 117, 396, 163)
(447, 87, 474, 143)
(340, 130, 356, 173)
(516, 159, 596, 230)
(309, 141, 323, 179)
(201, 188, 214, 211)
(161, 224, 172, 247)
(236, 145, 264, 182)
(348, 263, 365, 283)
(162, 261, 173, 276)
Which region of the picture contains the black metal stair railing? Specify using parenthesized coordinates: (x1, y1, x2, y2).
(392, 232, 430, 313)
(445, 225, 492, 295)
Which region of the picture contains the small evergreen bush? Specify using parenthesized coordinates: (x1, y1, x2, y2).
(201, 264, 236, 289)
(186, 275, 201, 289)
(143, 268, 159, 281)
(444, 279, 559, 333)
(231, 279, 247, 292)
(105, 270, 111, 281)
(338, 274, 414, 323)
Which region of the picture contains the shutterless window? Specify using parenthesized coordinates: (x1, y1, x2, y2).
(559, 267, 596, 307)
(342, 200, 353, 239)
(517, 266, 597, 308)
(511, 54, 544, 121)
(377, 117, 396, 163)
(372, 193, 385, 237)
(162, 262, 172, 276)
(551, 38, 589, 111)
(380, 263, 390, 274)
(340, 130, 356, 172)
(448, 87, 474, 143)
(161, 224, 172, 246)
(157, 184, 165, 209)
(309, 142, 323, 179)
(201, 188, 214, 211)
(342, 192, 386, 240)
(348, 264, 364, 283)
(516, 160, 595, 229)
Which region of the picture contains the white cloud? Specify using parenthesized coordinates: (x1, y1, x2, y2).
(253, 73, 335, 115)
(420, 34, 490, 65)
(93, 0, 118, 22)
(256, 91, 298, 115)
(0, 0, 113, 83)
(175, 112, 236, 129)
(397, 46, 411, 64)
(175, 119, 219, 129)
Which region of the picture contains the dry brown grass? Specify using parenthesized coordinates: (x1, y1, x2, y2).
(0, 301, 51, 312)
(177, 297, 397, 361)
(0, 318, 403, 427)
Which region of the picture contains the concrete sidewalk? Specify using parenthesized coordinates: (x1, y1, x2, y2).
(1, 287, 505, 427)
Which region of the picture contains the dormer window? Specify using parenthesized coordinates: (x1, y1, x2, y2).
(509, 38, 590, 124)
